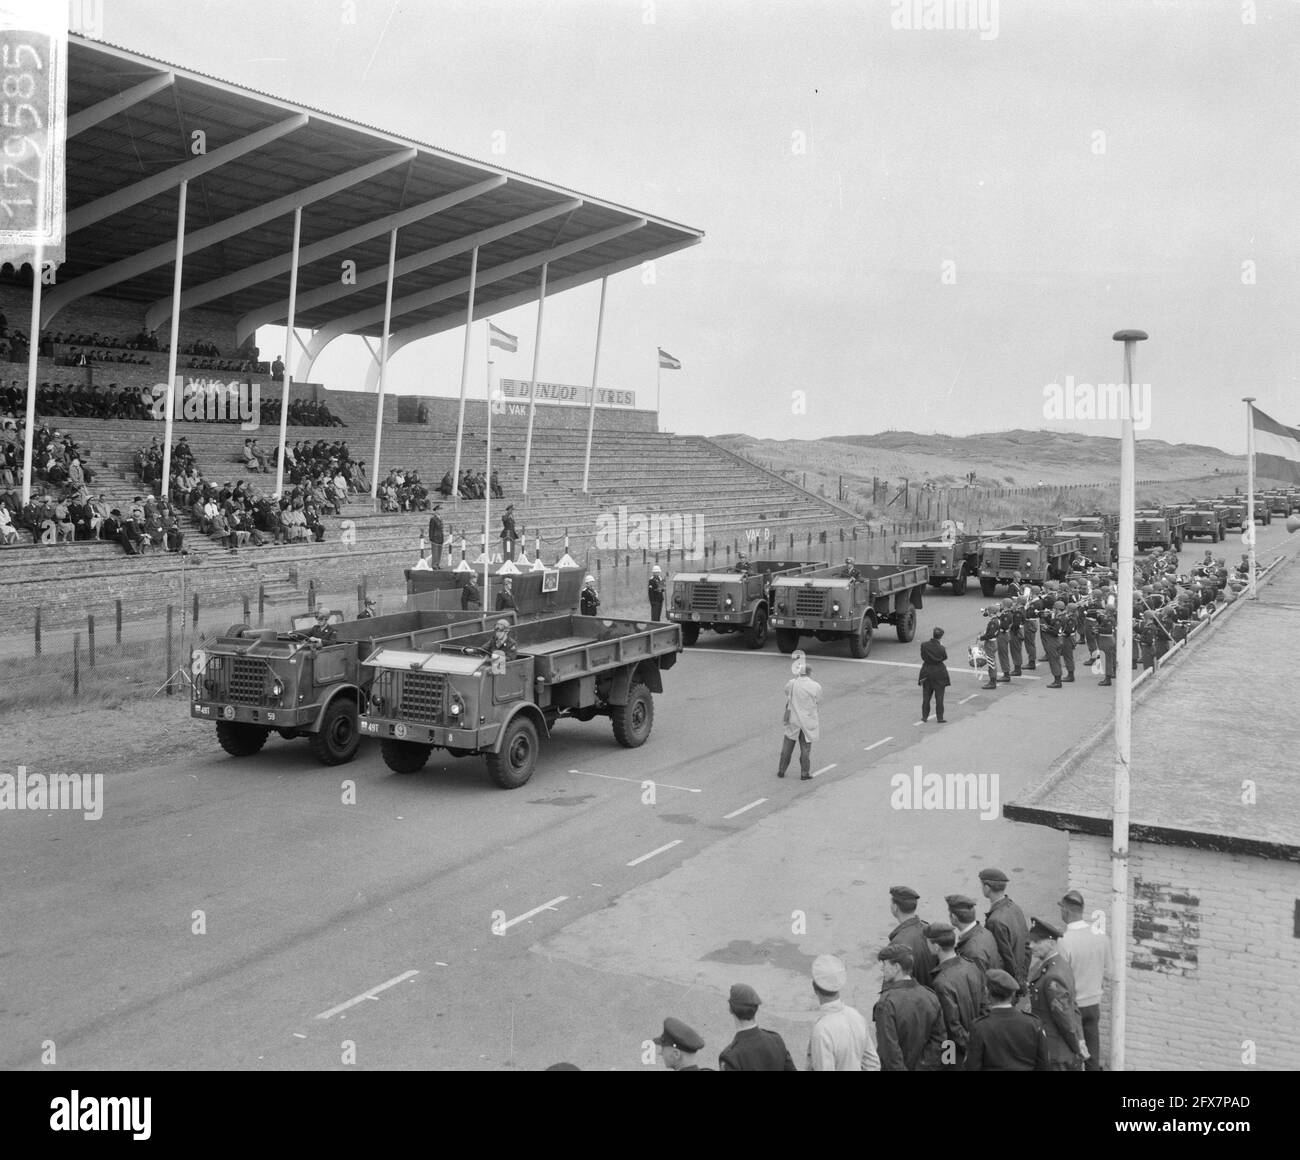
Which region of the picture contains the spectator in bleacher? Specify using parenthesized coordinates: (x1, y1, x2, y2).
(0, 501, 17, 544)
(90, 492, 110, 538)
(165, 516, 184, 553)
(1, 440, 16, 487)
(303, 499, 326, 543)
(438, 470, 454, 498)
(210, 508, 235, 551)
(243, 437, 270, 473)
(174, 436, 194, 469)
(491, 468, 503, 499)
(101, 508, 123, 545)
(227, 507, 252, 549)
(68, 493, 94, 541)
(457, 470, 472, 499)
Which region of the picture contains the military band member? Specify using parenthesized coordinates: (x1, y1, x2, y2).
(1059, 601, 1077, 682)
(1021, 588, 1040, 670)
(964, 969, 1049, 1072)
(1006, 593, 1026, 674)
(1026, 917, 1088, 1071)
(925, 922, 984, 1070)
(980, 868, 1030, 997)
(887, 885, 935, 988)
(873, 944, 944, 1071)
(979, 606, 1001, 690)
(1095, 604, 1116, 686)
(996, 599, 1013, 681)
(1041, 600, 1064, 688)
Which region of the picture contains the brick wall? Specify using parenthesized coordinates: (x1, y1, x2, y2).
(1068, 832, 1300, 1070)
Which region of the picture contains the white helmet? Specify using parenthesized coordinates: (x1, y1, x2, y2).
(584, 574, 595, 584)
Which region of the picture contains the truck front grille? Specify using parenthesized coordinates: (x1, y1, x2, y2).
(911, 548, 937, 566)
(400, 672, 446, 724)
(995, 550, 1024, 570)
(689, 582, 720, 612)
(229, 657, 267, 705)
(794, 589, 826, 616)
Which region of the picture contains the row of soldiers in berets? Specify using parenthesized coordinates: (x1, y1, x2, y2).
(648, 869, 1109, 1071)
(976, 550, 1256, 688)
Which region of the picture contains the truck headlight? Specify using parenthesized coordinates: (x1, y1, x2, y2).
(450, 692, 465, 718)
(271, 678, 284, 696)
(831, 601, 841, 615)
(368, 693, 384, 714)
(724, 596, 734, 609)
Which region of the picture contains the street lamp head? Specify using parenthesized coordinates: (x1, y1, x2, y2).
(1112, 330, 1149, 342)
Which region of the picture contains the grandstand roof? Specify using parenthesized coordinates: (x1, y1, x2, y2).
(9, 34, 702, 353)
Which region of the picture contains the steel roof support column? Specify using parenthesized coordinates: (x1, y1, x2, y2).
(159, 181, 189, 511)
(581, 277, 608, 494)
(370, 228, 399, 504)
(273, 205, 302, 499)
(521, 263, 548, 499)
(19, 243, 45, 508)
(450, 246, 479, 510)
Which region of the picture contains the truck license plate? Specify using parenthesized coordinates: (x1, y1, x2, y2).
(795, 619, 805, 628)
(691, 613, 700, 621)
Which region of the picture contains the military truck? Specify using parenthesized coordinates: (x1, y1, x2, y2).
(192, 608, 512, 765)
(359, 614, 681, 788)
(667, 559, 822, 648)
(1265, 490, 1294, 518)
(976, 527, 1081, 596)
(769, 562, 929, 658)
(1215, 496, 1247, 531)
(898, 533, 981, 594)
(1134, 506, 1188, 552)
(1248, 494, 1273, 525)
(1059, 514, 1118, 567)
(1179, 501, 1229, 543)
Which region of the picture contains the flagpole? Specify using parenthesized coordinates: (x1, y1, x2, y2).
(485, 321, 492, 606)
(451, 245, 479, 510)
(1244, 397, 1257, 600)
(1110, 327, 1147, 1075)
(581, 276, 608, 494)
(656, 357, 662, 419)
(522, 263, 547, 499)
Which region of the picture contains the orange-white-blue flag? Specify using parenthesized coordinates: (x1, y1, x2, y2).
(658, 348, 681, 370)
(489, 322, 518, 353)
(1253, 406, 1300, 485)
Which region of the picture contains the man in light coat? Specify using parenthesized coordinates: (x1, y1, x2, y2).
(806, 954, 880, 1071)
(777, 663, 821, 780)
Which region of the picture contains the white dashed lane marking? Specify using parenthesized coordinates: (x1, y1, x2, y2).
(496, 896, 569, 933)
(315, 969, 420, 1020)
(626, 840, 682, 867)
(809, 764, 836, 779)
(569, 768, 702, 793)
(723, 798, 768, 820)
(864, 737, 893, 751)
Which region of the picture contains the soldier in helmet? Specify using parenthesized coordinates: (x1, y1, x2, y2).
(1095, 595, 1117, 686)
(1058, 600, 1078, 683)
(580, 574, 601, 616)
(736, 552, 752, 576)
(1020, 586, 1040, 670)
(843, 556, 861, 581)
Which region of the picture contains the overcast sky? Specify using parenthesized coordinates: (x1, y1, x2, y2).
(99, 0, 1297, 453)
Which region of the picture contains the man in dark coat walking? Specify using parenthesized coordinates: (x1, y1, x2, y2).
(918, 626, 950, 722)
(427, 504, 444, 566)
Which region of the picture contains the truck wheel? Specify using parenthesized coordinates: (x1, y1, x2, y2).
(381, 739, 431, 774)
(979, 577, 997, 598)
(896, 607, 917, 643)
(308, 698, 360, 765)
(225, 622, 252, 637)
(487, 718, 539, 788)
(680, 623, 700, 647)
(215, 721, 270, 757)
(953, 571, 968, 595)
(612, 682, 654, 748)
(1173, 534, 1183, 551)
(776, 628, 798, 654)
(744, 609, 768, 649)
(849, 620, 873, 658)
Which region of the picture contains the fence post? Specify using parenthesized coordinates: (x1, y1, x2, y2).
(115, 598, 123, 644)
(73, 632, 80, 697)
(243, 593, 251, 624)
(87, 614, 95, 669)
(166, 606, 174, 697)
(192, 591, 199, 633)
(258, 584, 265, 626)
(34, 607, 41, 656)
(308, 579, 317, 611)
(357, 582, 365, 612)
